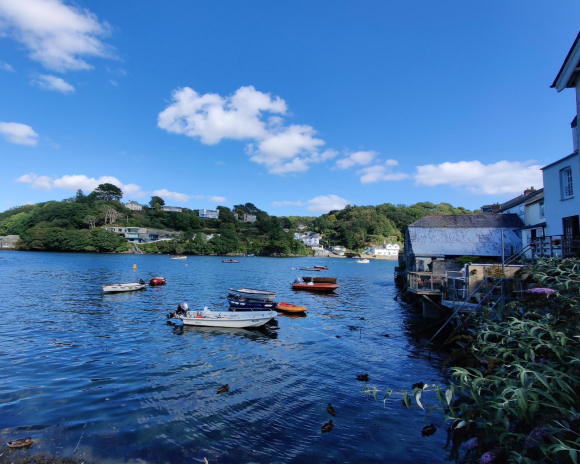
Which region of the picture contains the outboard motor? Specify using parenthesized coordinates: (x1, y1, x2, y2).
(139, 279, 146, 285)
(175, 302, 189, 317)
(294, 277, 302, 284)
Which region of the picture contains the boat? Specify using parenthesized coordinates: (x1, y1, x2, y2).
(171, 255, 187, 260)
(149, 277, 167, 285)
(275, 302, 307, 313)
(302, 276, 337, 283)
(169, 305, 276, 328)
(292, 279, 339, 293)
(246, 254, 255, 257)
(356, 259, 370, 264)
(314, 265, 328, 270)
(228, 288, 277, 302)
(222, 259, 239, 263)
(298, 267, 321, 271)
(103, 282, 147, 293)
(228, 298, 276, 310)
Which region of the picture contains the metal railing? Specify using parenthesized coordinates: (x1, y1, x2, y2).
(531, 235, 580, 259)
(407, 272, 443, 293)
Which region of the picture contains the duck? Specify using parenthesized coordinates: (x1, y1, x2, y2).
(321, 420, 334, 433)
(217, 384, 229, 394)
(7, 437, 33, 448)
(327, 403, 336, 417)
(412, 382, 425, 390)
(356, 374, 369, 381)
(421, 424, 437, 437)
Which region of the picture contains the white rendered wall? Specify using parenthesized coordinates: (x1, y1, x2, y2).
(543, 153, 580, 236)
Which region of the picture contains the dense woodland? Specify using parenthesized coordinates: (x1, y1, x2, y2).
(0, 183, 472, 254)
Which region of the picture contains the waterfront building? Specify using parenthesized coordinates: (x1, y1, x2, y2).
(124, 200, 143, 211)
(368, 244, 400, 257)
(161, 205, 183, 213)
(103, 226, 180, 243)
(199, 209, 219, 219)
(293, 231, 321, 247)
(243, 214, 257, 223)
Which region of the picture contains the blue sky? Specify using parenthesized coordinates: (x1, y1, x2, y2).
(0, 0, 579, 215)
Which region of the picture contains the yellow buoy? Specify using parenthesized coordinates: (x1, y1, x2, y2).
(132, 264, 137, 270)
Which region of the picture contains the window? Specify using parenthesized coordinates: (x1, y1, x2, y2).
(561, 167, 574, 199)
(519, 204, 525, 216)
(539, 201, 545, 219)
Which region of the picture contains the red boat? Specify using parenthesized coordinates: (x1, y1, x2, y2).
(292, 282, 338, 293)
(314, 265, 328, 270)
(150, 277, 167, 286)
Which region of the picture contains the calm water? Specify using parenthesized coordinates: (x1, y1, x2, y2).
(0, 252, 448, 463)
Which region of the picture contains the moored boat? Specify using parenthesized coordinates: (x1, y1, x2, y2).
(313, 265, 328, 270)
(292, 279, 339, 293)
(103, 282, 147, 293)
(222, 259, 239, 263)
(228, 288, 277, 302)
(246, 254, 255, 257)
(302, 276, 337, 283)
(169, 304, 276, 328)
(228, 298, 276, 310)
(298, 267, 321, 271)
(149, 277, 167, 285)
(171, 255, 187, 260)
(356, 259, 370, 264)
(275, 302, 307, 313)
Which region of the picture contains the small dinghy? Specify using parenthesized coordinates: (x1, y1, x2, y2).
(149, 277, 167, 286)
(292, 278, 338, 293)
(7, 437, 33, 448)
(171, 255, 187, 260)
(222, 259, 239, 263)
(275, 302, 307, 313)
(356, 259, 370, 264)
(228, 288, 277, 302)
(314, 265, 328, 270)
(103, 280, 147, 293)
(168, 304, 276, 328)
(298, 267, 321, 271)
(229, 297, 276, 310)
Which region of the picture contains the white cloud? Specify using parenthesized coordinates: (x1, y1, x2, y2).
(0, 60, 14, 71)
(15, 173, 52, 190)
(335, 150, 377, 169)
(307, 194, 351, 213)
(208, 195, 226, 203)
(158, 85, 337, 174)
(0, 122, 38, 145)
(357, 160, 409, 184)
(31, 74, 75, 93)
(109, 79, 117, 86)
(0, 0, 115, 72)
(15, 173, 145, 198)
(152, 189, 190, 203)
(414, 160, 543, 195)
(271, 200, 304, 207)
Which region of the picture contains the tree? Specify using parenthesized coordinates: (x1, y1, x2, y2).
(100, 205, 122, 225)
(93, 183, 123, 202)
(84, 215, 97, 229)
(74, 189, 87, 203)
(217, 206, 237, 223)
(149, 196, 165, 209)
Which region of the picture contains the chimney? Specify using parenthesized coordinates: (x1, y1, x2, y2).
(524, 187, 535, 196)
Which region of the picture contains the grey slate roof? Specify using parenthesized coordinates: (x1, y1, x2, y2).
(525, 190, 544, 205)
(408, 214, 524, 229)
(498, 189, 543, 213)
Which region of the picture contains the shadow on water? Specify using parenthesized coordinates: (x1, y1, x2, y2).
(0, 252, 448, 464)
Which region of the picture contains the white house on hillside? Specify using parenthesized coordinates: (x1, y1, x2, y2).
(544, 31, 580, 256)
(293, 231, 321, 247)
(199, 209, 219, 219)
(161, 206, 183, 212)
(369, 244, 400, 257)
(125, 200, 143, 211)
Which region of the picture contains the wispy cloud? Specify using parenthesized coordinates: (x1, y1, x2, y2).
(307, 194, 350, 213)
(15, 173, 144, 197)
(0, 122, 38, 145)
(271, 200, 304, 207)
(31, 74, 75, 93)
(335, 150, 378, 169)
(0, 60, 15, 72)
(152, 189, 190, 203)
(415, 160, 543, 195)
(208, 195, 226, 203)
(358, 160, 409, 184)
(0, 0, 116, 72)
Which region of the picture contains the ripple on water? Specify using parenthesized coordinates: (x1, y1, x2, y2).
(0, 252, 448, 463)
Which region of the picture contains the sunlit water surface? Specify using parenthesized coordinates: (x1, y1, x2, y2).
(0, 252, 448, 463)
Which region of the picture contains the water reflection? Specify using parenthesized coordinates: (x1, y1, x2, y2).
(0, 252, 448, 464)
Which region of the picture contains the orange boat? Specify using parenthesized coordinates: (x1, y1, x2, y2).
(275, 302, 307, 313)
(292, 282, 339, 293)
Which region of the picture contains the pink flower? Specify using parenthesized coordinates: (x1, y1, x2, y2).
(462, 438, 478, 450)
(525, 288, 555, 295)
(480, 451, 497, 464)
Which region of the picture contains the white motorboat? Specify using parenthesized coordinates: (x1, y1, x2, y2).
(171, 255, 187, 260)
(356, 259, 370, 264)
(172, 306, 276, 328)
(228, 288, 277, 302)
(103, 282, 147, 293)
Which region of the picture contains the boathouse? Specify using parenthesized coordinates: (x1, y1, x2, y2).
(404, 214, 524, 275)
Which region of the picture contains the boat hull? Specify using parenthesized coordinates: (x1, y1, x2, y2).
(228, 288, 277, 302)
(275, 304, 307, 313)
(103, 283, 147, 293)
(302, 276, 337, 283)
(298, 267, 321, 271)
(179, 310, 276, 328)
(228, 299, 276, 310)
(292, 283, 339, 293)
(150, 277, 166, 285)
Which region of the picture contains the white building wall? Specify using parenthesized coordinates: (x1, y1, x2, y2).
(542, 153, 580, 236)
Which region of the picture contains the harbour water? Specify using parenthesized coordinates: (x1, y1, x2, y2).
(0, 252, 448, 463)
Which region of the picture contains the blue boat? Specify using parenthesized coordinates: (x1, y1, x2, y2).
(228, 298, 276, 310)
